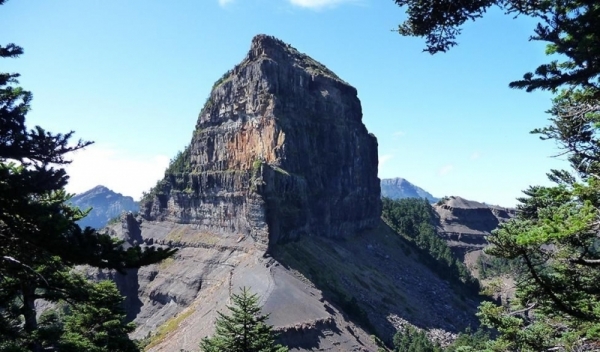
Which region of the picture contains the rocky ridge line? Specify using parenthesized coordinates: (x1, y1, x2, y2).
(98, 36, 481, 352)
(142, 34, 381, 251)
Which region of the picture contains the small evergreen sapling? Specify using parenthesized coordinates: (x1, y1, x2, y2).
(200, 287, 288, 352)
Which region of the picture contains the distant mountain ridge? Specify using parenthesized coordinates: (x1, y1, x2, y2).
(380, 177, 439, 202)
(70, 185, 138, 229)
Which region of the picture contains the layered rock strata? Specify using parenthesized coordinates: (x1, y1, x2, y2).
(433, 196, 515, 258)
(96, 36, 485, 352)
(142, 34, 381, 249)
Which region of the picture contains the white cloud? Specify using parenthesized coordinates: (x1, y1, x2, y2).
(288, 0, 358, 9)
(393, 130, 405, 138)
(64, 145, 170, 201)
(218, 0, 235, 7)
(379, 154, 394, 168)
(439, 164, 454, 176)
(471, 151, 481, 160)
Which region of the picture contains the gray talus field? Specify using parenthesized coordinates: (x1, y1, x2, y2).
(102, 213, 478, 351)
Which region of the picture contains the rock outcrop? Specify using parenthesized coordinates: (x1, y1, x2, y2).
(70, 185, 138, 229)
(100, 36, 481, 352)
(433, 196, 515, 262)
(142, 34, 380, 249)
(380, 177, 438, 202)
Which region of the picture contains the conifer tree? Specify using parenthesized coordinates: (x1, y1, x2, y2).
(392, 326, 442, 352)
(394, 0, 600, 349)
(381, 197, 478, 291)
(0, 1, 176, 350)
(200, 287, 288, 352)
(59, 280, 139, 352)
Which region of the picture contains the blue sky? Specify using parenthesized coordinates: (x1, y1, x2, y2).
(2, 0, 568, 206)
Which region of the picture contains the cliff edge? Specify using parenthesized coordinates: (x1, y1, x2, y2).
(142, 34, 381, 250)
(99, 36, 479, 352)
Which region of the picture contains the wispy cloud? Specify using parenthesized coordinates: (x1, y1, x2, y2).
(288, 0, 359, 10)
(64, 145, 170, 200)
(393, 130, 405, 138)
(471, 151, 481, 160)
(379, 154, 394, 168)
(439, 164, 454, 176)
(218, 0, 235, 7)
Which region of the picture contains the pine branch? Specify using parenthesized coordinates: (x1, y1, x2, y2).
(568, 257, 600, 266)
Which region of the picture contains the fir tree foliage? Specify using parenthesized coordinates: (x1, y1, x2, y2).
(476, 253, 520, 279)
(59, 280, 139, 352)
(393, 326, 442, 352)
(166, 145, 192, 175)
(200, 287, 288, 352)
(394, 0, 600, 350)
(394, 0, 600, 92)
(382, 197, 479, 292)
(444, 328, 491, 352)
(1, 278, 138, 352)
(0, 2, 176, 350)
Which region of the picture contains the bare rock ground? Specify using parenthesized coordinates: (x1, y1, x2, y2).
(101, 216, 480, 351)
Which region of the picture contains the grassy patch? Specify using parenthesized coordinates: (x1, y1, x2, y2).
(158, 257, 175, 270)
(165, 226, 187, 242)
(166, 227, 219, 245)
(271, 165, 290, 176)
(252, 160, 262, 173)
(212, 69, 232, 90)
(144, 308, 195, 350)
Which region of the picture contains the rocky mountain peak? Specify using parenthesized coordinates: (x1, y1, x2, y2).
(142, 35, 381, 250)
(79, 185, 111, 196)
(70, 185, 138, 229)
(247, 34, 296, 62)
(380, 177, 439, 202)
(101, 37, 481, 352)
(245, 34, 345, 83)
(440, 196, 488, 210)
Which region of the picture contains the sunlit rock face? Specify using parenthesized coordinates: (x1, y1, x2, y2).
(142, 34, 381, 249)
(96, 36, 480, 352)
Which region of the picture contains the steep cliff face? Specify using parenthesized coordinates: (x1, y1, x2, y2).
(142, 34, 380, 248)
(101, 36, 481, 352)
(433, 196, 515, 260)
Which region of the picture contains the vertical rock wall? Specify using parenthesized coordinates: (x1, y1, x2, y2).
(142, 35, 381, 249)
